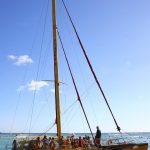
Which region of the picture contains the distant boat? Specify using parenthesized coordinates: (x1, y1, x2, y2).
(11, 0, 148, 150)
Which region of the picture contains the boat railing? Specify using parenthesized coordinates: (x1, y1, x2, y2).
(101, 135, 148, 146)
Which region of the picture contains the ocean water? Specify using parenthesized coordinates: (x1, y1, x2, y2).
(0, 132, 150, 150)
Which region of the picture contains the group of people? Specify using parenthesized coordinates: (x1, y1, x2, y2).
(34, 136, 56, 149)
(63, 135, 93, 148)
(34, 135, 93, 149)
(33, 126, 101, 149)
(12, 126, 102, 149)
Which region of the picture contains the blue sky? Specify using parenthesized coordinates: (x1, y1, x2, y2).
(0, 0, 150, 133)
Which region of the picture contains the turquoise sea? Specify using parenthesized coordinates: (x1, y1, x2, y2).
(0, 132, 150, 150)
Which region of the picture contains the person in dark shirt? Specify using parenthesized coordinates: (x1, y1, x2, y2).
(12, 140, 17, 150)
(95, 126, 101, 146)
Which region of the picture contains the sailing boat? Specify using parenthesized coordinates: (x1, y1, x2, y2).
(13, 0, 148, 149)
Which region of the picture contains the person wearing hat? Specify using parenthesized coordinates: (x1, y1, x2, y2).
(95, 126, 101, 146)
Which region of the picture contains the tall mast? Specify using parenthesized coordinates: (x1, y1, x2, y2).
(52, 0, 61, 139)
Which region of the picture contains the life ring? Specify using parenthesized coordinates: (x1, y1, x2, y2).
(107, 139, 112, 145)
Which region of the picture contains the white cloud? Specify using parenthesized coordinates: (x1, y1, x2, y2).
(8, 55, 17, 60)
(28, 80, 49, 91)
(17, 80, 49, 92)
(8, 55, 33, 66)
(17, 81, 63, 93)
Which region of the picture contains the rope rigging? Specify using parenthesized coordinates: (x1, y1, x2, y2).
(34, 122, 56, 139)
(29, 0, 50, 135)
(28, 99, 78, 139)
(61, 0, 121, 132)
(9, 0, 51, 137)
(57, 29, 95, 142)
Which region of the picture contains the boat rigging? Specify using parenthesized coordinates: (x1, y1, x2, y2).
(10, 0, 148, 149)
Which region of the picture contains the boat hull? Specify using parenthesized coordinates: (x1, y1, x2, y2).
(101, 143, 148, 150)
(16, 143, 148, 150)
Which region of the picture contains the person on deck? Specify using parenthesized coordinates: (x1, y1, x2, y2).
(95, 126, 101, 146)
(70, 137, 74, 148)
(87, 136, 92, 148)
(50, 137, 55, 150)
(35, 137, 41, 149)
(66, 137, 71, 148)
(78, 136, 84, 149)
(48, 137, 52, 146)
(12, 140, 17, 150)
(42, 135, 48, 149)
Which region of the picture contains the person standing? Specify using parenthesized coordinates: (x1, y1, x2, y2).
(42, 135, 48, 149)
(95, 126, 101, 146)
(35, 137, 41, 149)
(12, 140, 17, 150)
(50, 137, 55, 150)
(78, 136, 84, 149)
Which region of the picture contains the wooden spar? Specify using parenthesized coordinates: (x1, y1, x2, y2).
(52, 0, 61, 139)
